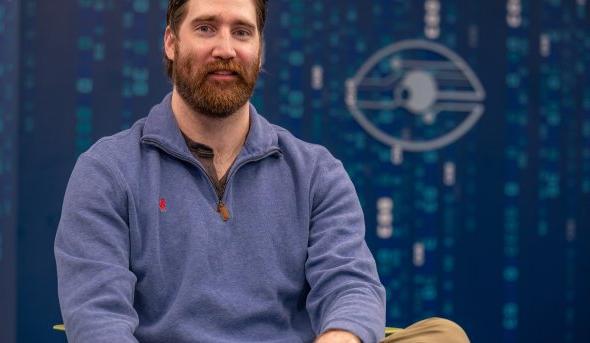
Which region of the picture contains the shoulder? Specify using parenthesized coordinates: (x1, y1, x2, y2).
(82, 117, 147, 165)
(267, 123, 350, 201)
(271, 123, 339, 168)
(71, 117, 148, 193)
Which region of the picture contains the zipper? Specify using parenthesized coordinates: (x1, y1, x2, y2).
(143, 137, 280, 222)
(215, 148, 281, 221)
(217, 201, 230, 221)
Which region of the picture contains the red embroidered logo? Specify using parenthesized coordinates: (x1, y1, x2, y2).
(159, 198, 167, 212)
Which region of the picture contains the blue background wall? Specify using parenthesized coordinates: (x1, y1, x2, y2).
(1, 0, 590, 342)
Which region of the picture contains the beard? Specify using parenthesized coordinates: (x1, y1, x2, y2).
(172, 45, 260, 118)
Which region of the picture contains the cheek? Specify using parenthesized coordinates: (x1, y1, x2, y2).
(177, 41, 207, 60)
(239, 46, 262, 66)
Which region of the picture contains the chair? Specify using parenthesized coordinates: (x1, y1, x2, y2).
(53, 324, 402, 338)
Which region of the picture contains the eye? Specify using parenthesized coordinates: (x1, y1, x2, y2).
(345, 39, 487, 153)
(195, 25, 214, 34)
(234, 29, 252, 39)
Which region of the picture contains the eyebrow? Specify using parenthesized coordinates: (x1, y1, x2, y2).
(189, 15, 257, 31)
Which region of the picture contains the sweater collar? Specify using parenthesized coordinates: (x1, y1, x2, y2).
(140, 92, 280, 162)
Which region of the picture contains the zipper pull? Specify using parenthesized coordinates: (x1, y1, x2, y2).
(217, 201, 230, 221)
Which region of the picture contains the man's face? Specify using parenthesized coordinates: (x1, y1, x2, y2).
(166, 0, 262, 118)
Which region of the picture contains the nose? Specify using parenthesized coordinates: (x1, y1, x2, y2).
(211, 29, 237, 60)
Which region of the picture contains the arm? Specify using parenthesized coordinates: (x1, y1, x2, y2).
(54, 154, 139, 343)
(315, 329, 361, 343)
(306, 149, 386, 343)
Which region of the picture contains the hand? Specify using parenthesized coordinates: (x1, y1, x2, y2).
(315, 329, 361, 343)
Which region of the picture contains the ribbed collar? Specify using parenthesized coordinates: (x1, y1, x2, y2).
(140, 92, 281, 163)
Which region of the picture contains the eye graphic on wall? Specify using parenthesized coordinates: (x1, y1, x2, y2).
(345, 39, 486, 160)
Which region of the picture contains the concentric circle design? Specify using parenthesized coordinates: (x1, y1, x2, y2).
(345, 39, 486, 152)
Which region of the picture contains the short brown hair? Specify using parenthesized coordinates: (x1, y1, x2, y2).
(164, 0, 268, 79)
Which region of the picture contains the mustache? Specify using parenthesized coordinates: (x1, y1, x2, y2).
(204, 61, 245, 76)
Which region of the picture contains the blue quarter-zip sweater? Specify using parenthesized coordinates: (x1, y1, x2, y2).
(55, 93, 386, 343)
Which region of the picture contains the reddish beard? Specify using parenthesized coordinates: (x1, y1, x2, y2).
(172, 45, 260, 118)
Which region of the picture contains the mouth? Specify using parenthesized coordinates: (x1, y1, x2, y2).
(209, 70, 238, 76)
(207, 70, 240, 81)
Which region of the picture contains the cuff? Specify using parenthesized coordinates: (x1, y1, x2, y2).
(322, 319, 383, 343)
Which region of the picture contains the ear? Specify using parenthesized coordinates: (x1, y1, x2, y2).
(259, 38, 265, 69)
(164, 26, 177, 61)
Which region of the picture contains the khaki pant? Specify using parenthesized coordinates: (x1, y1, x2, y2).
(381, 317, 470, 343)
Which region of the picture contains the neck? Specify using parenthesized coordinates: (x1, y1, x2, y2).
(171, 89, 250, 159)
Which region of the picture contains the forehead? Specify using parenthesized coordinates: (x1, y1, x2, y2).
(184, 0, 257, 26)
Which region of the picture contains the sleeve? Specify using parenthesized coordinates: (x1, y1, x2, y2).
(305, 149, 386, 343)
(54, 153, 139, 343)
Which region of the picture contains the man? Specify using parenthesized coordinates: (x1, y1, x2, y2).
(55, 1, 469, 342)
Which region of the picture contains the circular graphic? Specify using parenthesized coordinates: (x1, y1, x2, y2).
(345, 39, 486, 152)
